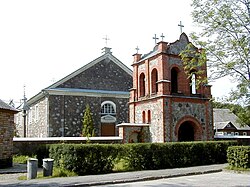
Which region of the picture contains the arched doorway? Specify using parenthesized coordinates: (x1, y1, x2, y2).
(178, 121, 194, 141)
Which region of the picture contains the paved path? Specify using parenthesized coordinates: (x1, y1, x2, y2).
(0, 164, 229, 187)
(98, 171, 250, 187)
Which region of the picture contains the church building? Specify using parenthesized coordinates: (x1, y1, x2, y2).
(118, 33, 214, 143)
(16, 47, 133, 137)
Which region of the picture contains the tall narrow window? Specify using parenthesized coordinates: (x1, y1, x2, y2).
(171, 68, 178, 94)
(151, 69, 158, 94)
(147, 110, 151, 123)
(190, 71, 197, 94)
(142, 111, 146, 123)
(139, 73, 145, 97)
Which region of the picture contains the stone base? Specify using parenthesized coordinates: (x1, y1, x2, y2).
(0, 157, 13, 169)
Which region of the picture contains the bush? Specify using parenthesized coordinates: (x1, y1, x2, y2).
(227, 146, 250, 169)
(123, 141, 237, 171)
(49, 144, 120, 175)
(26, 141, 236, 175)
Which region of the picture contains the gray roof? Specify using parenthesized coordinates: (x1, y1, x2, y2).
(213, 108, 250, 130)
(0, 99, 18, 112)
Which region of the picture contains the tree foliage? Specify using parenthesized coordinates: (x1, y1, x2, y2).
(82, 104, 95, 140)
(182, 0, 250, 104)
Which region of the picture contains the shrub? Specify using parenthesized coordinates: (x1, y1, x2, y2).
(49, 144, 120, 175)
(227, 146, 250, 169)
(122, 141, 237, 171)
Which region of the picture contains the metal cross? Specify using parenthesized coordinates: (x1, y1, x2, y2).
(178, 21, 184, 34)
(135, 46, 139, 54)
(160, 33, 165, 41)
(103, 35, 110, 47)
(153, 34, 159, 44)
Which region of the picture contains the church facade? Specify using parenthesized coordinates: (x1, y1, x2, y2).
(16, 48, 133, 137)
(119, 33, 214, 143)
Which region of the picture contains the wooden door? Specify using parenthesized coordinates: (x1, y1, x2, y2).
(101, 123, 115, 136)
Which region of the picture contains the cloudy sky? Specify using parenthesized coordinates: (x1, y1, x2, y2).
(0, 0, 234, 105)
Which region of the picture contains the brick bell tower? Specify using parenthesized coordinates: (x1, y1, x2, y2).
(128, 33, 213, 142)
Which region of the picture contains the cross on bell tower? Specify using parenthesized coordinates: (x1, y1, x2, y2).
(153, 34, 159, 45)
(178, 21, 184, 34)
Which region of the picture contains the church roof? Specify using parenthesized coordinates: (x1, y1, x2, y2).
(213, 108, 250, 130)
(0, 99, 18, 113)
(27, 48, 132, 105)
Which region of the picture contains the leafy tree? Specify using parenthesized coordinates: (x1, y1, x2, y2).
(181, 0, 250, 104)
(82, 104, 95, 141)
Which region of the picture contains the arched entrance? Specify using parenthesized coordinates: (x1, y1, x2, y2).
(178, 121, 194, 141)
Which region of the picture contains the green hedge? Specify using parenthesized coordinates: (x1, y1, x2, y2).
(49, 144, 120, 175)
(227, 146, 250, 169)
(123, 141, 236, 170)
(39, 141, 237, 175)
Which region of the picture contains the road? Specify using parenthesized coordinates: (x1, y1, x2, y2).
(98, 171, 250, 187)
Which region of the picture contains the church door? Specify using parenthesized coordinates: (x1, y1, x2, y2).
(178, 121, 194, 141)
(101, 123, 115, 136)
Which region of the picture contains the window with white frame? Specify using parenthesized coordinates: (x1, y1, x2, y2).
(243, 132, 247, 136)
(101, 101, 116, 115)
(235, 132, 239, 136)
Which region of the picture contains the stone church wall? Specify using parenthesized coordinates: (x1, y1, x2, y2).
(48, 95, 129, 137)
(133, 99, 164, 143)
(58, 59, 132, 92)
(27, 98, 48, 137)
(167, 99, 213, 141)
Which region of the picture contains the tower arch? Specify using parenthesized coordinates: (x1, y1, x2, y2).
(171, 67, 179, 94)
(151, 68, 158, 94)
(139, 73, 146, 97)
(175, 116, 202, 141)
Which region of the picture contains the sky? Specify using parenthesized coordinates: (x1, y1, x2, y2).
(0, 0, 235, 106)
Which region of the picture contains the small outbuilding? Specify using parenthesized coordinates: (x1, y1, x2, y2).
(0, 99, 18, 168)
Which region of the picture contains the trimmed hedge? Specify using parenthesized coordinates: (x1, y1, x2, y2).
(39, 141, 237, 175)
(227, 146, 250, 169)
(123, 141, 237, 170)
(49, 144, 120, 175)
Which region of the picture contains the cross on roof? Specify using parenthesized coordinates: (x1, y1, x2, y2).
(135, 46, 139, 54)
(103, 35, 110, 47)
(178, 21, 184, 34)
(153, 34, 159, 44)
(160, 33, 165, 41)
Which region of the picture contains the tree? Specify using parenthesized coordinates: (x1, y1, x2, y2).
(82, 104, 95, 141)
(181, 0, 250, 104)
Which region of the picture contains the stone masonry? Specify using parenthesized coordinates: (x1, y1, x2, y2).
(125, 33, 213, 143)
(0, 99, 18, 168)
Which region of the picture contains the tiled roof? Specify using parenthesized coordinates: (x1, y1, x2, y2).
(0, 99, 18, 112)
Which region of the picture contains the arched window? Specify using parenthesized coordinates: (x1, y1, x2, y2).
(147, 110, 151, 123)
(101, 101, 116, 114)
(142, 111, 146, 123)
(190, 71, 197, 94)
(171, 68, 178, 94)
(151, 69, 158, 94)
(139, 73, 145, 97)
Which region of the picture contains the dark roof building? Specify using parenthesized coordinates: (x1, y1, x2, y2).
(214, 108, 250, 136)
